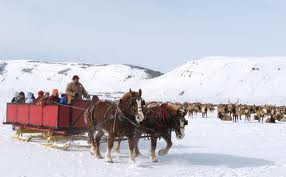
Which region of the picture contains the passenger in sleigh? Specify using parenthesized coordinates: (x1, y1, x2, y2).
(46, 89, 60, 105)
(25, 92, 35, 103)
(11, 92, 19, 103)
(59, 94, 68, 104)
(16, 92, 25, 103)
(34, 91, 44, 103)
(35, 92, 50, 106)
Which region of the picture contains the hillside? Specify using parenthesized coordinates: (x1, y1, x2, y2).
(140, 57, 286, 105)
(1, 57, 286, 109)
(0, 60, 162, 116)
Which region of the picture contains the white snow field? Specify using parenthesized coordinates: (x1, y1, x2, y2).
(0, 113, 286, 177)
(1, 57, 286, 177)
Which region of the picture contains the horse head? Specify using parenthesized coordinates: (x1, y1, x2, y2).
(166, 104, 188, 139)
(119, 88, 144, 123)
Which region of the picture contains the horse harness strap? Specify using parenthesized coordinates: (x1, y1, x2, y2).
(115, 105, 140, 128)
(103, 103, 140, 133)
(161, 104, 168, 128)
(148, 103, 169, 129)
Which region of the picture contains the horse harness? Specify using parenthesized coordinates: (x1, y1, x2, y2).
(86, 96, 142, 133)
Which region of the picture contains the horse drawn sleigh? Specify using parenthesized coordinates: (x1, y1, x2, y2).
(4, 100, 93, 149)
(3, 89, 189, 162)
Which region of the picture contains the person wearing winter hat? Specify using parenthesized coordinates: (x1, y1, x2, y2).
(36, 92, 49, 106)
(59, 94, 68, 104)
(25, 92, 35, 104)
(66, 75, 89, 104)
(46, 89, 60, 104)
(16, 92, 25, 103)
(34, 91, 44, 103)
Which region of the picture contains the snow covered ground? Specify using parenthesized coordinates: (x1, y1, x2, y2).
(1, 57, 286, 177)
(1, 112, 286, 177)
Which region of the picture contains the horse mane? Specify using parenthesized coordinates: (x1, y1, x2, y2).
(165, 103, 179, 115)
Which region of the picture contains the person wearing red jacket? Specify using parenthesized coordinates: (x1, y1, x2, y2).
(34, 91, 44, 103)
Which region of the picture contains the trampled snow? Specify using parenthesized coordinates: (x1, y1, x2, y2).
(0, 113, 286, 177)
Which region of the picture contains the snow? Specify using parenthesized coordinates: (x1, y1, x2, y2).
(0, 60, 160, 117)
(2, 57, 286, 105)
(1, 113, 286, 177)
(139, 56, 286, 105)
(1, 57, 286, 177)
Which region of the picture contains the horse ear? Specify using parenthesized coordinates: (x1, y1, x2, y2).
(139, 89, 142, 97)
(129, 88, 133, 97)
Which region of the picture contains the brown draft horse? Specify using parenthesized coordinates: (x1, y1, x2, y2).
(115, 103, 188, 162)
(84, 89, 144, 163)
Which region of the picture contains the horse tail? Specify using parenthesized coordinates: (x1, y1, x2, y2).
(84, 104, 96, 127)
(83, 109, 89, 125)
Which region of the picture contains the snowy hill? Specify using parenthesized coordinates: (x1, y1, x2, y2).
(0, 60, 163, 117)
(140, 57, 286, 105)
(1, 57, 286, 109)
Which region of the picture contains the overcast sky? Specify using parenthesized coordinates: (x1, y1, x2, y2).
(0, 0, 286, 72)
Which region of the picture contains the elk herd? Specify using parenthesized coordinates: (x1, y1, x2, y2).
(149, 101, 286, 124)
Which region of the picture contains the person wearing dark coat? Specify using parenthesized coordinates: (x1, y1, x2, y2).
(16, 92, 25, 103)
(46, 89, 60, 104)
(11, 92, 19, 103)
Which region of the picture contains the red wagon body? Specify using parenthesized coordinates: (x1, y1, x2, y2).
(5, 100, 92, 135)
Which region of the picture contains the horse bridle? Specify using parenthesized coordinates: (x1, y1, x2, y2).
(126, 96, 144, 115)
(173, 110, 188, 130)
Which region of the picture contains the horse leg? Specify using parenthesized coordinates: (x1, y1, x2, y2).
(158, 133, 172, 156)
(150, 136, 158, 162)
(134, 131, 142, 157)
(105, 133, 115, 163)
(95, 130, 104, 159)
(114, 138, 121, 154)
(128, 135, 136, 162)
(88, 127, 97, 156)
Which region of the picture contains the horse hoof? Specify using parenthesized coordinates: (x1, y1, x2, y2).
(90, 148, 96, 155)
(150, 157, 158, 163)
(158, 149, 167, 156)
(135, 153, 141, 157)
(152, 159, 159, 163)
(96, 155, 103, 159)
(105, 158, 113, 163)
(129, 159, 136, 163)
